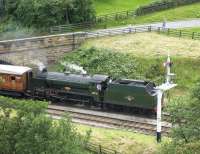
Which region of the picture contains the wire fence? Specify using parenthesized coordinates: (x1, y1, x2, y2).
(81, 26, 200, 41)
(95, 10, 136, 23)
(158, 28, 200, 40)
(51, 24, 158, 36)
(50, 21, 200, 41)
(50, 22, 97, 34)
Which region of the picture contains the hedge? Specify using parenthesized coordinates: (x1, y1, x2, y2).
(135, 0, 200, 16)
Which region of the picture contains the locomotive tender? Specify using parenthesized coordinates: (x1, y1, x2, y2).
(0, 64, 158, 113)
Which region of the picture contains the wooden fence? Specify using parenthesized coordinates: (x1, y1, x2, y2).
(158, 28, 200, 40)
(86, 142, 121, 154)
(95, 10, 136, 23)
(50, 21, 157, 34)
(84, 26, 157, 39)
(51, 25, 200, 42)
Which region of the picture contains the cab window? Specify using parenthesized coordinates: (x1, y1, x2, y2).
(11, 76, 16, 81)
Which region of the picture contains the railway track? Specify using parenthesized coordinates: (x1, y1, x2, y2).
(47, 105, 172, 135)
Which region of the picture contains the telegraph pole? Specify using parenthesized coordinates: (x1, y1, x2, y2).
(155, 55, 177, 143)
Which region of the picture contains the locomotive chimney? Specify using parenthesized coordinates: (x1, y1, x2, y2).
(38, 62, 47, 73)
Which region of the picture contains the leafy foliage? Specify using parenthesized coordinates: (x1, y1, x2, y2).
(3, 0, 95, 28)
(144, 59, 165, 82)
(160, 80, 200, 154)
(0, 96, 90, 154)
(0, 0, 5, 17)
(59, 47, 140, 79)
(70, 0, 95, 23)
(58, 47, 165, 82)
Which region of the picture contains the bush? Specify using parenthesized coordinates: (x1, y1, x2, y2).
(144, 59, 165, 82)
(59, 47, 140, 79)
(70, 0, 95, 23)
(0, 96, 90, 154)
(58, 47, 166, 83)
(159, 141, 200, 154)
(160, 80, 200, 154)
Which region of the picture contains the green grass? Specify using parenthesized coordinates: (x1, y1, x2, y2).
(95, 2, 200, 28)
(93, 0, 154, 15)
(181, 27, 200, 33)
(76, 124, 163, 154)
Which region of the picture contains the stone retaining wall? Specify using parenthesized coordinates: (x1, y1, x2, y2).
(0, 32, 86, 67)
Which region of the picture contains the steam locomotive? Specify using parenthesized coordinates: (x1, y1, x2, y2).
(0, 64, 158, 113)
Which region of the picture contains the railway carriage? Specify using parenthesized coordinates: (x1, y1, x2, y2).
(0, 64, 32, 96)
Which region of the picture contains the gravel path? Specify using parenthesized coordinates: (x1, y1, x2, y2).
(143, 19, 200, 29)
(92, 19, 200, 35)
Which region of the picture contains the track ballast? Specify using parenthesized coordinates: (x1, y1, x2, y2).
(47, 105, 172, 135)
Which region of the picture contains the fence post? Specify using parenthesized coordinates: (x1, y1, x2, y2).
(105, 15, 107, 22)
(72, 33, 75, 50)
(148, 26, 152, 32)
(129, 27, 132, 33)
(167, 28, 170, 35)
(192, 32, 195, 39)
(99, 145, 102, 154)
(59, 26, 62, 33)
(127, 11, 129, 17)
(179, 30, 182, 37)
(94, 16, 97, 23)
(115, 13, 118, 20)
(157, 27, 161, 33)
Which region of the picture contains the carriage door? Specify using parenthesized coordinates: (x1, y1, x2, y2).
(10, 75, 23, 91)
(10, 75, 16, 90)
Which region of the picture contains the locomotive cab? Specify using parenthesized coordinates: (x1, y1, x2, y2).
(0, 64, 32, 96)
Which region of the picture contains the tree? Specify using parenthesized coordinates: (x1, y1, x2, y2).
(0, 96, 90, 154)
(70, 0, 95, 23)
(4, 0, 19, 17)
(0, 0, 5, 18)
(15, 0, 73, 27)
(159, 80, 200, 154)
(4, 0, 96, 28)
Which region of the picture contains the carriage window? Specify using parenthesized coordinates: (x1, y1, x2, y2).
(11, 76, 16, 81)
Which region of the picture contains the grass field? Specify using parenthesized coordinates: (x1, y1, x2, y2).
(93, 0, 154, 15)
(83, 32, 200, 58)
(97, 2, 200, 28)
(76, 124, 161, 154)
(181, 27, 200, 33)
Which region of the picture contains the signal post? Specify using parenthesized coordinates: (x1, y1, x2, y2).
(155, 55, 177, 142)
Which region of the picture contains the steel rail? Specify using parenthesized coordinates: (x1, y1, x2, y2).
(47, 105, 172, 135)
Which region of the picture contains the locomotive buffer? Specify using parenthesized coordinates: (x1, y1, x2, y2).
(155, 55, 177, 143)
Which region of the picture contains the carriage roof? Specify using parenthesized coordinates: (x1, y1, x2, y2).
(0, 64, 32, 75)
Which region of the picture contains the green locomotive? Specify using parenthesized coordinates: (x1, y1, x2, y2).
(0, 64, 157, 113)
(29, 69, 157, 112)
